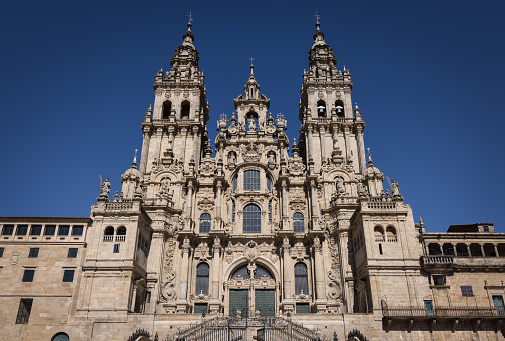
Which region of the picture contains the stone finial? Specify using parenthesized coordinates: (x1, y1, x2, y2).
(132, 149, 138, 167)
(367, 148, 373, 167)
(419, 217, 424, 227)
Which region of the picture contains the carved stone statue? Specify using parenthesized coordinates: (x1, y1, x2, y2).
(247, 115, 256, 132)
(228, 151, 236, 166)
(267, 152, 276, 166)
(161, 178, 170, 193)
(357, 182, 367, 197)
(336, 178, 345, 196)
(101, 178, 111, 197)
(391, 179, 400, 197)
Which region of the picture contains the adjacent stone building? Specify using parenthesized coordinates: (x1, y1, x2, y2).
(0, 19, 504, 341)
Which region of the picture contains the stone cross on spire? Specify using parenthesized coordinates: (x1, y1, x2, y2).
(249, 57, 255, 76)
(187, 12, 194, 24)
(314, 11, 321, 31)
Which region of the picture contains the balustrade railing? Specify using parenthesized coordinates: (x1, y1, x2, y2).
(383, 305, 504, 318)
(421, 255, 454, 265)
(115, 235, 126, 242)
(105, 201, 133, 210)
(103, 235, 113, 242)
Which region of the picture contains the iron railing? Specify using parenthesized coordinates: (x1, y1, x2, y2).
(383, 305, 505, 318)
(168, 316, 324, 341)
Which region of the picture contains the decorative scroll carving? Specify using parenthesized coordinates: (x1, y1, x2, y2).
(160, 238, 177, 302)
(197, 197, 215, 210)
(289, 196, 306, 211)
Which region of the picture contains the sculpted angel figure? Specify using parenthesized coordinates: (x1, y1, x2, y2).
(391, 179, 400, 196)
(336, 177, 346, 195)
(228, 151, 236, 166)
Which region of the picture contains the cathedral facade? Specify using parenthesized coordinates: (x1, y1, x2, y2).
(0, 20, 504, 341)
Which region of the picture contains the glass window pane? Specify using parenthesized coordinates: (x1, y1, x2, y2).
(294, 262, 308, 295)
(195, 263, 209, 295)
(22, 269, 35, 282)
(58, 225, 70, 236)
(67, 248, 78, 258)
(199, 213, 211, 233)
(72, 225, 84, 236)
(293, 213, 304, 233)
(243, 204, 261, 233)
(243, 170, 260, 191)
(2, 225, 14, 235)
(44, 225, 56, 236)
(30, 225, 42, 236)
(16, 225, 28, 235)
(63, 270, 75, 282)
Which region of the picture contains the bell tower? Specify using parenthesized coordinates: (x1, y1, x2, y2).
(139, 17, 209, 175)
(298, 19, 366, 175)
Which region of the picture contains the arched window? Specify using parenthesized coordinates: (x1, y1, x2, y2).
(243, 170, 260, 191)
(117, 226, 126, 235)
(386, 226, 397, 242)
(231, 264, 273, 279)
(195, 263, 209, 295)
(181, 101, 190, 119)
(51, 333, 69, 341)
(162, 100, 172, 119)
(317, 100, 327, 117)
(232, 176, 237, 192)
(335, 100, 345, 117)
(294, 262, 308, 295)
(293, 213, 304, 233)
(243, 204, 261, 233)
(104, 227, 114, 235)
(374, 226, 384, 242)
(199, 213, 211, 233)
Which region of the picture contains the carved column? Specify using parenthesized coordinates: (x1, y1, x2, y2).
(192, 126, 200, 168)
(355, 125, 366, 174)
(145, 231, 165, 313)
(282, 237, 292, 299)
(180, 127, 188, 167)
(186, 182, 194, 221)
(319, 126, 326, 163)
(216, 181, 222, 220)
(332, 125, 339, 151)
(310, 180, 319, 220)
(480, 244, 485, 257)
(343, 125, 351, 163)
(139, 126, 151, 175)
(313, 237, 325, 300)
(179, 238, 191, 302)
(281, 180, 289, 219)
(211, 238, 221, 299)
(154, 127, 163, 161)
(306, 125, 314, 162)
(337, 220, 354, 313)
(494, 244, 499, 257)
(466, 243, 471, 257)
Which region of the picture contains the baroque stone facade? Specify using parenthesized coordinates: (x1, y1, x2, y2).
(0, 19, 504, 341)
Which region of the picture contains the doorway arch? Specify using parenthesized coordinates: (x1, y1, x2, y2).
(226, 261, 277, 317)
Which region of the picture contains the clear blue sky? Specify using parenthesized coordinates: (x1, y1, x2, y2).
(0, 1, 503, 233)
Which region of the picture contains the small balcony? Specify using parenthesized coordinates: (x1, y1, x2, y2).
(383, 304, 505, 332)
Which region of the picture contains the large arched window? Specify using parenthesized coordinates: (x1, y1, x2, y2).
(117, 226, 126, 235)
(244, 170, 260, 191)
(51, 333, 69, 341)
(181, 101, 190, 119)
(293, 213, 304, 233)
(104, 227, 114, 235)
(195, 263, 209, 295)
(294, 262, 308, 295)
(317, 100, 327, 117)
(243, 204, 261, 233)
(199, 213, 211, 233)
(162, 100, 172, 119)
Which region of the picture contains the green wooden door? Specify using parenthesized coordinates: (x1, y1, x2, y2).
(255, 289, 275, 317)
(229, 289, 249, 317)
